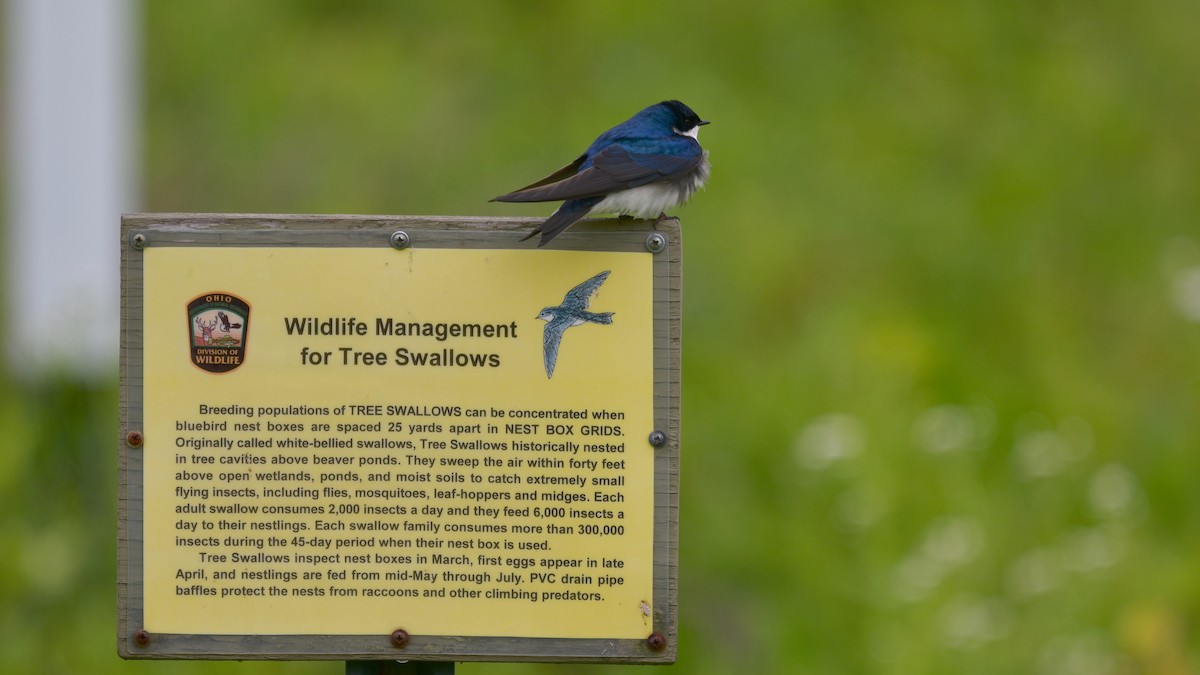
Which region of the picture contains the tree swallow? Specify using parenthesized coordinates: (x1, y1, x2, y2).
(538, 270, 614, 378)
(493, 100, 710, 247)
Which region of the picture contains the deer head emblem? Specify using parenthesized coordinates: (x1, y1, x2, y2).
(195, 316, 218, 344)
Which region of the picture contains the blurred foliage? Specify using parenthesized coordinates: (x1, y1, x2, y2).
(3, 0, 1200, 673)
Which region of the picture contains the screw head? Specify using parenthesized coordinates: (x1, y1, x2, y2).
(133, 629, 151, 647)
(390, 230, 411, 249)
(126, 431, 144, 448)
(645, 233, 666, 253)
(647, 632, 667, 651)
(390, 628, 410, 648)
(648, 430, 666, 447)
(130, 233, 147, 249)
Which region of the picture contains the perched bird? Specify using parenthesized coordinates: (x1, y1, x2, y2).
(493, 100, 710, 247)
(538, 270, 614, 378)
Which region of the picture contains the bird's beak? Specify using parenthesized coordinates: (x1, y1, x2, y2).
(698, 120, 711, 126)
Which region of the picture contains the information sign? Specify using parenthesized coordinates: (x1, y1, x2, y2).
(118, 215, 680, 663)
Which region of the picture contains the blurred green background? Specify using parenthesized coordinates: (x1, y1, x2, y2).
(4, 1, 1200, 673)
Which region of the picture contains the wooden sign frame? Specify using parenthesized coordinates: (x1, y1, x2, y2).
(117, 214, 681, 663)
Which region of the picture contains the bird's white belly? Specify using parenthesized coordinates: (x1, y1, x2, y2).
(593, 183, 685, 218)
(591, 153, 710, 218)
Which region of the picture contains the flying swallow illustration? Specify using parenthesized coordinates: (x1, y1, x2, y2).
(538, 271, 614, 378)
(494, 100, 710, 247)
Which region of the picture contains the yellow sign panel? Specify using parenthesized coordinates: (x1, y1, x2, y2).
(142, 246, 654, 638)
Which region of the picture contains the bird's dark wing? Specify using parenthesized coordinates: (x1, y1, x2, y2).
(563, 270, 610, 309)
(519, 197, 602, 247)
(493, 144, 702, 203)
(542, 320, 567, 378)
(492, 154, 588, 201)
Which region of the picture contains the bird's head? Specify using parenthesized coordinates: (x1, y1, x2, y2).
(536, 308, 556, 322)
(656, 100, 710, 140)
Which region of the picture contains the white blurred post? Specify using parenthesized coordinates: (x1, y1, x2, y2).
(4, 0, 138, 377)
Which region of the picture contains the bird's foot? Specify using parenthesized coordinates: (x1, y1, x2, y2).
(654, 212, 680, 225)
(617, 214, 635, 221)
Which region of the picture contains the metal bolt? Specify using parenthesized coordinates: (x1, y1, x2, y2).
(390, 628, 410, 648)
(647, 632, 667, 651)
(648, 430, 666, 447)
(133, 629, 151, 647)
(645, 233, 666, 253)
(390, 230, 411, 250)
(126, 431, 144, 448)
(130, 233, 147, 249)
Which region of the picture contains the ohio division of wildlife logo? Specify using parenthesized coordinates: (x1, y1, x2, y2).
(187, 292, 250, 373)
(537, 271, 614, 378)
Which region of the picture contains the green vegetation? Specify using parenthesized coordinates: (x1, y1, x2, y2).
(4, 1, 1199, 672)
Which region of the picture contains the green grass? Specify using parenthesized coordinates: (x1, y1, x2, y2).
(3, 1, 1200, 672)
